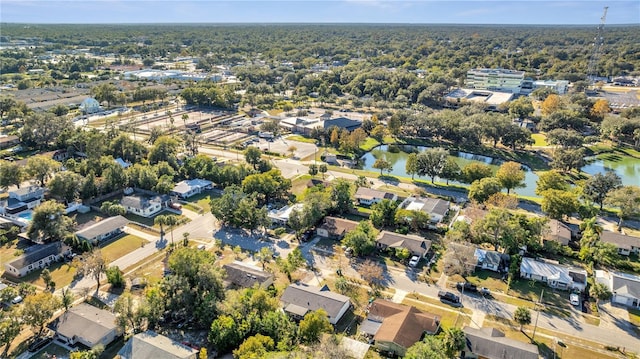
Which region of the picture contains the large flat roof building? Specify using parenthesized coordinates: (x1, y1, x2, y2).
(466, 68, 525, 94)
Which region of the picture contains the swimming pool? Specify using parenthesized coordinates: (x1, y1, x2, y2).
(17, 210, 33, 222)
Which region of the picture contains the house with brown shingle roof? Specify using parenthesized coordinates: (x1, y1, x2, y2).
(600, 231, 640, 256)
(316, 216, 359, 240)
(542, 219, 572, 246)
(375, 231, 431, 258)
(360, 299, 441, 357)
(354, 187, 397, 206)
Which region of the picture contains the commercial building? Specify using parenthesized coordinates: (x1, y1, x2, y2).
(466, 68, 526, 94)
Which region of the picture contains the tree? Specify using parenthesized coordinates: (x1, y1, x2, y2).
(234, 334, 275, 359)
(496, 161, 526, 194)
(20, 112, 72, 149)
(113, 291, 146, 334)
(442, 242, 476, 277)
(47, 171, 83, 203)
(91, 83, 118, 108)
(318, 163, 328, 179)
(541, 94, 561, 116)
(25, 155, 60, 185)
(287, 145, 297, 158)
(100, 201, 126, 216)
(604, 186, 640, 230)
(591, 99, 610, 120)
(541, 189, 579, 220)
(535, 170, 568, 195)
(406, 152, 418, 180)
(513, 306, 531, 331)
(21, 292, 61, 336)
(209, 315, 247, 353)
(148, 136, 180, 167)
(360, 259, 385, 288)
(373, 157, 393, 176)
(440, 158, 461, 185)
(341, 221, 377, 256)
(370, 199, 398, 228)
(460, 163, 493, 184)
(583, 172, 622, 210)
(331, 179, 352, 214)
(60, 287, 74, 312)
(416, 148, 448, 183)
(0, 310, 21, 357)
(299, 309, 333, 344)
(509, 96, 534, 119)
(551, 148, 585, 173)
(27, 200, 75, 242)
(83, 250, 107, 291)
(589, 281, 612, 305)
(468, 177, 502, 204)
(41, 268, 54, 292)
(441, 327, 466, 358)
(106, 266, 125, 288)
(308, 163, 318, 176)
(0, 160, 23, 190)
(154, 215, 169, 238)
(244, 146, 262, 170)
(255, 247, 274, 270)
(405, 336, 447, 359)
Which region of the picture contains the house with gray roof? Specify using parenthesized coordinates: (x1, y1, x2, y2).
(600, 231, 640, 256)
(75, 215, 128, 244)
(376, 231, 431, 258)
(354, 187, 397, 206)
(118, 330, 198, 359)
(398, 196, 450, 224)
(280, 283, 351, 325)
(53, 303, 120, 349)
(323, 117, 362, 132)
(120, 194, 163, 218)
(520, 257, 587, 292)
(462, 326, 540, 359)
(223, 261, 274, 289)
(474, 248, 509, 273)
(4, 242, 70, 278)
(596, 270, 640, 309)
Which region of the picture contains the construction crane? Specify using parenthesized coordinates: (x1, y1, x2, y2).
(587, 6, 609, 86)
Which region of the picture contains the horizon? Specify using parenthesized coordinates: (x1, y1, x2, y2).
(1, 1, 638, 25)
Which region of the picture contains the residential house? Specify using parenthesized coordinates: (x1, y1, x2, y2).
(474, 248, 509, 273)
(354, 187, 398, 206)
(54, 303, 120, 349)
(268, 203, 305, 226)
(462, 326, 540, 359)
(316, 217, 359, 240)
(120, 195, 164, 218)
(600, 231, 640, 256)
(520, 257, 587, 292)
(4, 242, 70, 278)
(117, 330, 198, 359)
(376, 231, 432, 258)
(543, 219, 572, 246)
(398, 196, 450, 224)
(223, 261, 274, 289)
(75, 215, 129, 245)
(0, 186, 45, 215)
(280, 283, 351, 325)
(595, 270, 640, 309)
(114, 157, 131, 169)
(170, 179, 213, 199)
(360, 299, 441, 357)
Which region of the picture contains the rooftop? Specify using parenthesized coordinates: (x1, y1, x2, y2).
(601, 231, 640, 251)
(281, 283, 350, 321)
(444, 88, 514, 106)
(223, 261, 273, 288)
(75, 215, 128, 240)
(376, 231, 431, 255)
(54, 303, 117, 347)
(401, 196, 449, 218)
(318, 216, 359, 237)
(521, 257, 587, 285)
(118, 330, 198, 359)
(7, 242, 70, 270)
(463, 326, 539, 359)
(354, 187, 396, 201)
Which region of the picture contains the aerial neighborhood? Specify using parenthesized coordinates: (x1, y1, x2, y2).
(0, 11, 640, 359)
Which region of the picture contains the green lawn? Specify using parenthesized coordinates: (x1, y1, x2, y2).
(628, 308, 640, 336)
(508, 279, 571, 312)
(531, 133, 548, 147)
(18, 261, 78, 289)
(101, 234, 149, 263)
(403, 295, 471, 329)
(360, 137, 381, 151)
(286, 135, 317, 144)
(184, 191, 219, 213)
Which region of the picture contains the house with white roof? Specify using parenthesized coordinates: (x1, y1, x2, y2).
(120, 194, 164, 218)
(268, 203, 305, 226)
(398, 196, 450, 224)
(596, 270, 640, 309)
(170, 179, 213, 199)
(520, 257, 587, 292)
(0, 186, 45, 215)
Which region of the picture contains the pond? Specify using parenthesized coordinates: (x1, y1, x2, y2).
(360, 145, 640, 198)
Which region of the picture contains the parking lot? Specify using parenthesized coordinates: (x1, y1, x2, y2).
(256, 136, 318, 159)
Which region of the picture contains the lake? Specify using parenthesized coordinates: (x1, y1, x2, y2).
(360, 145, 639, 198)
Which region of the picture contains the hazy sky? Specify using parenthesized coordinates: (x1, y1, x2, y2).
(1, 1, 638, 25)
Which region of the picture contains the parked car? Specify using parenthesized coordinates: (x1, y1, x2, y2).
(28, 336, 52, 353)
(11, 295, 23, 304)
(438, 291, 462, 306)
(570, 293, 581, 306)
(408, 255, 420, 267)
(479, 287, 491, 297)
(345, 247, 354, 258)
(455, 282, 478, 293)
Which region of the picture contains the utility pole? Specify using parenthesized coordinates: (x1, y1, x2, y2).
(587, 6, 609, 86)
(532, 288, 544, 341)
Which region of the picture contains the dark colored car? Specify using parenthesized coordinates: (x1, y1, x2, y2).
(28, 336, 52, 353)
(455, 282, 478, 293)
(438, 291, 462, 306)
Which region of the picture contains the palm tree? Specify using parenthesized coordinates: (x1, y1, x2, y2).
(164, 215, 179, 247)
(182, 113, 189, 128)
(154, 215, 168, 239)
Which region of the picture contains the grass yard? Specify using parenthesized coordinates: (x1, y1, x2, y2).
(291, 174, 313, 197)
(18, 261, 78, 289)
(101, 234, 149, 263)
(628, 308, 640, 336)
(402, 295, 471, 329)
(286, 135, 317, 144)
(72, 210, 105, 226)
(360, 137, 381, 151)
(508, 279, 571, 310)
(124, 211, 189, 229)
(531, 133, 549, 147)
(184, 191, 219, 213)
(0, 242, 21, 270)
(31, 343, 71, 359)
